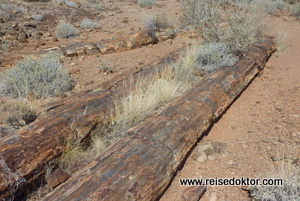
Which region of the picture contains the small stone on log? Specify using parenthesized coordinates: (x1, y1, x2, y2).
(47, 168, 70, 189)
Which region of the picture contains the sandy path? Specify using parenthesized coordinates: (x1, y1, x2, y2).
(160, 16, 300, 201)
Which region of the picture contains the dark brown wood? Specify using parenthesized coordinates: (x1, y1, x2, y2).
(61, 30, 174, 57)
(0, 49, 183, 201)
(182, 186, 207, 201)
(47, 168, 70, 189)
(41, 39, 276, 200)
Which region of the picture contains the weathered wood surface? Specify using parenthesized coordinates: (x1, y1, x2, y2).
(0, 49, 183, 201)
(61, 30, 174, 57)
(0, 30, 175, 68)
(42, 39, 276, 200)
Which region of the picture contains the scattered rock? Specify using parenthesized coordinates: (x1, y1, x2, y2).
(271, 155, 283, 162)
(47, 168, 70, 189)
(209, 192, 218, 201)
(182, 186, 207, 201)
(228, 160, 235, 165)
(84, 80, 95, 86)
(193, 141, 226, 162)
(62, 43, 99, 57)
(275, 107, 281, 112)
(241, 144, 248, 149)
(122, 18, 129, 24)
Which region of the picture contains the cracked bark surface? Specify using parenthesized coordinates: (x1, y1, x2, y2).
(41, 39, 276, 201)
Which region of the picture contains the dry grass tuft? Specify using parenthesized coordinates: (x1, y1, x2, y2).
(4, 100, 37, 129)
(250, 145, 300, 200)
(276, 30, 288, 52)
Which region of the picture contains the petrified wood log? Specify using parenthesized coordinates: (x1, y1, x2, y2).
(0, 49, 183, 201)
(42, 39, 276, 200)
(61, 30, 174, 57)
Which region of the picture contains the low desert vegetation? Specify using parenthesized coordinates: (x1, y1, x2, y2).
(144, 14, 173, 31)
(250, 146, 300, 200)
(252, 0, 289, 15)
(79, 18, 99, 30)
(276, 30, 288, 52)
(59, 0, 261, 172)
(291, 3, 300, 17)
(0, 39, 11, 52)
(0, 54, 74, 99)
(108, 69, 182, 133)
(0, 154, 26, 201)
(83, 0, 104, 10)
(64, 0, 78, 8)
(0, 3, 13, 11)
(137, 0, 156, 8)
(24, 0, 49, 2)
(52, 0, 78, 7)
(31, 14, 43, 21)
(182, 0, 264, 54)
(59, 0, 289, 180)
(194, 42, 238, 73)
(60, 38, 241, 172)
(55, 22, 79, 38)
(143, 13, 175, 38)
(4, 101, 37, 129)
(96, 58, 116, 74)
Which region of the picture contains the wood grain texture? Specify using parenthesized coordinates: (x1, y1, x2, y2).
(41, 39, 276, 201)
(0, 49, 182, 201)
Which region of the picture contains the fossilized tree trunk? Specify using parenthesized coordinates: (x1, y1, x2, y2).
(41, 39, 276, 200)
(0, 49, 182, 201)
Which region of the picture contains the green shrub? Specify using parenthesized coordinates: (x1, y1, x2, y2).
(80, 18, 99, 30)
(55, 22, 78, 38)
(137, 0, 156, 7)
(0, 54, 74, 99)
(4, 101, 37, 129)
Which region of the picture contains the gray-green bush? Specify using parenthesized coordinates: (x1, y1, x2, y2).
(32, 14, 43, 21)
(64, 0, 78, 8)
(291, 3, 300, 17)
(137, 0, 156, 7)
(80, 18, 99, 30)
(252, 0, 289, 15)
(182, 0, 263, 53)
(0, 54, 74, 99)
(195, 42, 238, 73)
(250, 160, 300, 201)
(55, 22, 78, 38)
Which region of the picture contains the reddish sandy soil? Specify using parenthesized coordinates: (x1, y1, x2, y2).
(0, 0, 299, 200)
(161, 16, 300, 201)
